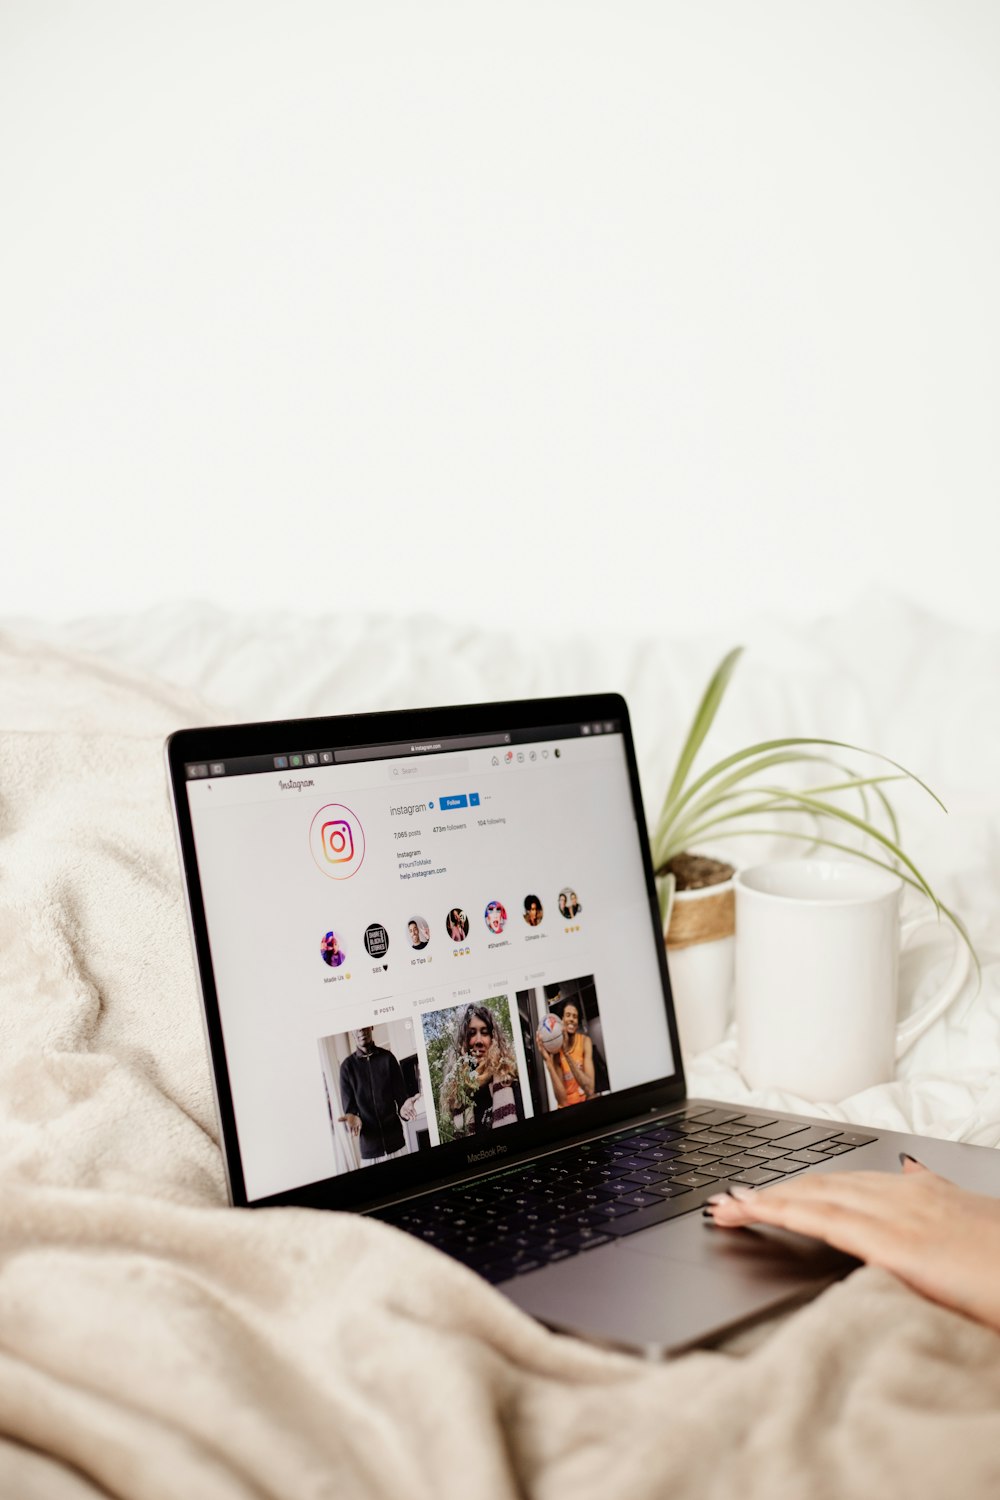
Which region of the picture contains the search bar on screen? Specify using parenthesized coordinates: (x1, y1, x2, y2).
(388, 754, 469, 781)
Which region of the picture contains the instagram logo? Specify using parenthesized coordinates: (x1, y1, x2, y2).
(309, 803, 365, 880)
(322, 819, 353, 863)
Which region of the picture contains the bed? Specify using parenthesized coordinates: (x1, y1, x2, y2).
(2, 599, 998, 1499)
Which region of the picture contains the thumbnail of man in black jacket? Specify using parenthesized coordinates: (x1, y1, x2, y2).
(338, 1027, 419, 1163)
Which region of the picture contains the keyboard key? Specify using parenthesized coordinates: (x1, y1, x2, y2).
(555, 1194, 591, 1214)
(781, 1150, 829, 1166)
(670, 1171, 720, 1188)
(558, 1231, 613, 1253)
(528, 1199, 565, 1217)
(457, 1247, 503, 1272)
(544, 1246, 575, 1264)
(818, 1142, 855, 1156)
(507, 1232, 546, 1251)
(836, 1132, 877, 1146)
(590, 1199, 640, 1218)
(579, 1190, 613, 1210)
(510, 1211, 557, 1231)
(780, 1125, 842, 1149)
(730, 1166, 783, 1185)
(566, 1210, 611, 1230)
(483, 1255, 545, 1283)
(619, 1191, 661, 1209)
(602, 1189, 709, 1236)
(688, 1109, 744, 1126)
(751, 1121, 817, 1141)
(747, 1144, 791, 1160)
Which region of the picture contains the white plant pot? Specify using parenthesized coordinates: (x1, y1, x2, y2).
(664, 876, 735, 1060)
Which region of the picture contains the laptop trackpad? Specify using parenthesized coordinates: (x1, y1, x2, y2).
(503, 1224, 855, 1356)
(624, 1209, 857, 1277)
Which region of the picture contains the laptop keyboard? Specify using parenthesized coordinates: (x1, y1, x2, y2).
(372, 1106, 877, 1285)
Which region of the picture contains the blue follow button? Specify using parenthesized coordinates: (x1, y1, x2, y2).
(440, 792, 480, 810)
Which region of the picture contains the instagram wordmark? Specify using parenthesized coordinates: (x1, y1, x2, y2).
(309, 804, 366, 880)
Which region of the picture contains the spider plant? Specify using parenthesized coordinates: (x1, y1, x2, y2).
(652, 647, 977, 973)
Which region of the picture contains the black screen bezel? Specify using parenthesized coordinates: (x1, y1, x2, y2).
(166, 691, 687, 1211)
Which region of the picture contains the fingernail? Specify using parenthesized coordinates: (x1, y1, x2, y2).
(701, 1207, 716, 1218)
(898, 1151, 925, 1167)
(728, 1185, 756, 1202)
(706, 1193, 730, 1204)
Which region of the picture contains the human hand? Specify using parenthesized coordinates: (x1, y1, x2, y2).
(400, 1096, 417, 1122)
(705, 1157, 1000, 1334)
(337, 1113, 362, 1136)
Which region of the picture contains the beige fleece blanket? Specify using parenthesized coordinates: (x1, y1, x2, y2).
(1, 632, 999, 1500)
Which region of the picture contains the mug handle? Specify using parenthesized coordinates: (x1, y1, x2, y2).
(894, 915, 970, 1059)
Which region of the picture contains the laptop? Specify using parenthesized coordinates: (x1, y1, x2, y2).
(166, 693, 1000, 1356)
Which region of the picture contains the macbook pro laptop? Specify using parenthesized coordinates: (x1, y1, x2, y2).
(166, 693, 1000, 1356)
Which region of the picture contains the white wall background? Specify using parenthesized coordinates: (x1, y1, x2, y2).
(2, 0, 998, 636)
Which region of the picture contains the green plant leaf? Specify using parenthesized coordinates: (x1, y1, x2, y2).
(674, 736, 946, 822)
(653, 751, 908, 867)
(656, 775, 907, 870)
(945, 906, 982, 985)
(656, 871, 676, 932)
(653, 747, 905, 865)
(654, 735, 944, 869)
(653, 748, 816, 866)
(675, 784, 937, 906)
(658, 647, 745, 826)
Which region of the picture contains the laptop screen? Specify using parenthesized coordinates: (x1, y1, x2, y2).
(181, 709, 679, 1205)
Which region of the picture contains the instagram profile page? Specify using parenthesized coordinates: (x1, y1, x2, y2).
(187, 733, 675, 1201)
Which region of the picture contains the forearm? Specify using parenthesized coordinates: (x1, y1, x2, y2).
(564, 1053, 595, 1097)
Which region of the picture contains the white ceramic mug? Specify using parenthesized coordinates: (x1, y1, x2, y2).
(734, 860, 969, 1101)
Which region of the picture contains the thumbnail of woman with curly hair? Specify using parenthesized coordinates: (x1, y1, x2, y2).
(439, 1002, 525, 1137)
